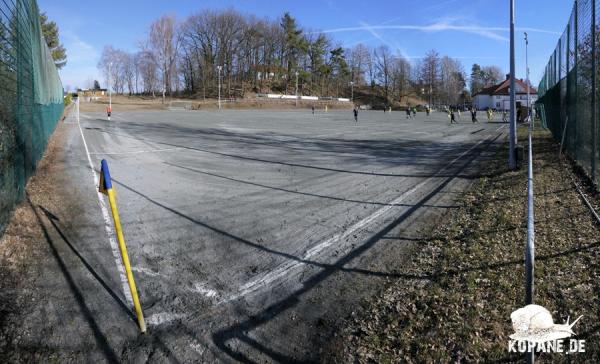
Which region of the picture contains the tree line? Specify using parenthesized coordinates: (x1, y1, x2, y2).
(96, 9, 505, 106)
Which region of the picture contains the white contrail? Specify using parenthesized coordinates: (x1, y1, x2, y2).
(314, 23, 560, 38)
(358, 21, 398, 49)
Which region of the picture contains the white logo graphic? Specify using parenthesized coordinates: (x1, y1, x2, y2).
(508, 304, 585, 353)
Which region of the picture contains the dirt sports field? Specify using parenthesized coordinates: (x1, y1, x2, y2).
(0, 103, 508, 362)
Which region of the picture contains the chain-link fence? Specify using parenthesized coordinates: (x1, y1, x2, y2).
(0, 0, 64, 234)
(537, 0, 599, 184)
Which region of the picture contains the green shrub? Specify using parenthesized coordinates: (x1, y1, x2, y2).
(63, 93, 72, 106)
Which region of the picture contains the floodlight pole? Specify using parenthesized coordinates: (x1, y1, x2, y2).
(429, 84, 432, 109)
(109, 62, 112, 109)
(350, 81, 354, 102)
(108, 62, 112, 121)
(509, 0, 517, 170)
(295, 71, 299, 107)
(217, 65, 222, 110)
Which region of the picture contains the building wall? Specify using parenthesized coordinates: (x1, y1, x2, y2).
(474, 95, 492, 110)
(473, 94, 540, 111)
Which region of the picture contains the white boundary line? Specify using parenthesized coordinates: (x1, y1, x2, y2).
(221, 129, 504, 303)
(75, 99, 133, 307)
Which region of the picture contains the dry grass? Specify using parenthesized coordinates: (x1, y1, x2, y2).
(0, 108, 76, 361)
(77, 94, 354, 112)
(77, 95, 167, 112)
(329, 128, 600, 362)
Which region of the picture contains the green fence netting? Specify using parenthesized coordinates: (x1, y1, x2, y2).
(0, 0, 64, 234)
(537, 0, 599, 184)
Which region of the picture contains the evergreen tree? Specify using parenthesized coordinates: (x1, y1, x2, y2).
(281, 12, 304, 92)
(470, 63, 484, 95)
(40, 12, 67, 69)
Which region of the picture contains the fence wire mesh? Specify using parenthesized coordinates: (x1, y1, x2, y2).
(537, 0, 599, 184)
(0, 0, 64, 234)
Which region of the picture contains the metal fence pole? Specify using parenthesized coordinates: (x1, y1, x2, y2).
(525, 33, 531, 122)
(566, 18, 570, 146)
(509, 0, 517, 170)
(574, 1, 579, 157)
(592, 0, 597, 181)
(525, 124, 535, 307)
(525, 32, 535, 364)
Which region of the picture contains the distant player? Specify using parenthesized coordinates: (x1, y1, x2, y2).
(412, 107, 416, 117)
(471, 108, 478, 123)
(312, 105, 315, 115)
(450, 109, 456, 124)
(406, 108, 411, 119)
(353, 107, 358, 122)
(502, 110, 508, 122)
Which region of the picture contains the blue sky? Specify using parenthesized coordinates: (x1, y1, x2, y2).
(38, 0, 574, 91)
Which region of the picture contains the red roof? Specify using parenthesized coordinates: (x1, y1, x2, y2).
(474, 77, 537, 96)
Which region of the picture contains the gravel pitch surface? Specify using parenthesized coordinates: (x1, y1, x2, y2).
(0, 108, 507, 362)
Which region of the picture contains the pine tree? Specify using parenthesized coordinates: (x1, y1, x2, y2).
(470, 64, 484, 96)
(281, 12, 304, 93)
(40, 12, 67, 69)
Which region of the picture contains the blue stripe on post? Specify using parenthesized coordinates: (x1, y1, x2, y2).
(101, 159, 113, 190)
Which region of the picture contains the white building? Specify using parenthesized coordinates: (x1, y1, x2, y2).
(473, 75, 537, 111)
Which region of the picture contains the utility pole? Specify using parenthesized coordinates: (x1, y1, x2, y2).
(295, 71, 299, 107)
(350, 81, 354, 102)
(509, 0, 517, 170)
(217, 65, 222, 110)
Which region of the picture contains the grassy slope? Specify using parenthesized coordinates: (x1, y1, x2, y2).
(328, 128, 600, 362)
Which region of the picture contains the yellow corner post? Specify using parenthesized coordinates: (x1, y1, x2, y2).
(100, 159, 146, 333)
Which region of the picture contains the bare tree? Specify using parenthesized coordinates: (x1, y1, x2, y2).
(390, 56, 411, 103)
(348, 43, 370, 85)
(101, 8, 505, 105)
(97, 45, 122, 93)
(146, 15, 179, 96)
(419, 50, 441, 106)
(137, 50, 159, 96)
(122, 52, 136, 95)
(440, 56, 466, 105)
(374, 45, 393, 101)
(366, 48, 375, 88)
(482, 65, 503, 86)
(133, 52, 142, 93)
